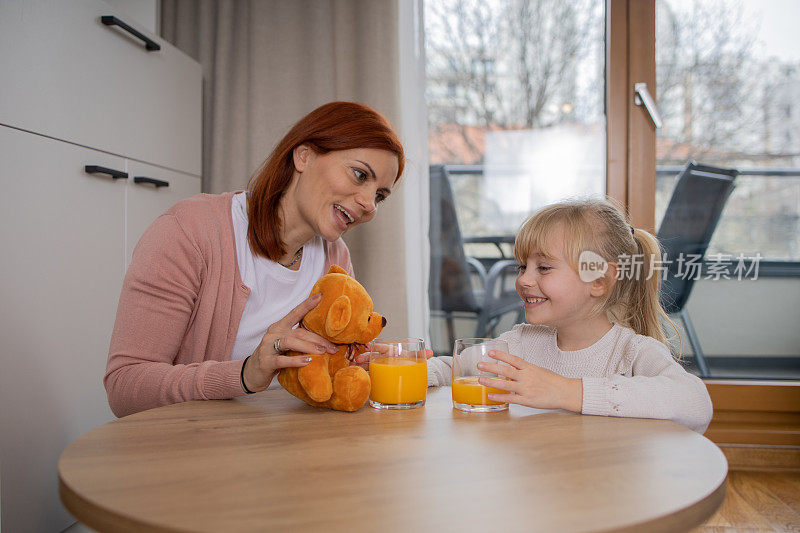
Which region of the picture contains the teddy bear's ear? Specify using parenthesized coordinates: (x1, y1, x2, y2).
(328, 264, 349, 276)
(325, 295, 352, 337)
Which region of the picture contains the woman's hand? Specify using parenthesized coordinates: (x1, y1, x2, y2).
(477, 350, 583, 412)
(242, 293, 338, 393)
(351, 345, 434, 370)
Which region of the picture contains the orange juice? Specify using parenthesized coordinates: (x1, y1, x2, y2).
(452, 376, 507, 406)
(369, 357, 427, 405)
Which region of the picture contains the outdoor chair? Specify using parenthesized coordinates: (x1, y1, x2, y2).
(657, 161, 739, 377)
(429, 165, 523, 351)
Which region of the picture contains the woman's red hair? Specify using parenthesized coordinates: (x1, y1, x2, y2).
(247, 101, 405, 260)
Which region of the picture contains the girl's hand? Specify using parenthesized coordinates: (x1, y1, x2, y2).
(242, 293, 338, 392)
(352, 345, 434, 370)
(477, 350, 583, 413)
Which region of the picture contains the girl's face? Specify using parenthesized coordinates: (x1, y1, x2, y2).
(515, 235, 596, 329)
(291, 146, 398, 242)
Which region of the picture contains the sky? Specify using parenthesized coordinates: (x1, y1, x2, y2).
(744, 0, 800, 62)
(666, 0, 800, 62)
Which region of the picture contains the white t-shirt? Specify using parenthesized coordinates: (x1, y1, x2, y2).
(229, 192, 325, 361)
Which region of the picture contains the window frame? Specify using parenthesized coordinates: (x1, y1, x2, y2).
(606, 0, 657, 231)
(608, 0, 799, 451)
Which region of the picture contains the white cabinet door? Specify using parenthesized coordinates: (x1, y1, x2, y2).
(0, 126, 122, 532)
(125, 160, 202, 267)
(0, 0, 202, 175)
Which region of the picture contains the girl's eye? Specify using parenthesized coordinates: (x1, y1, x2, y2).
(353, 168, 368, 181)
(537, 266, 552, 273)
(375, 192, 387, 204)
(515, 264, 526, 273)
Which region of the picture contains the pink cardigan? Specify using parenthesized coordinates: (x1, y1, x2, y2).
(104, 192, 353, 417)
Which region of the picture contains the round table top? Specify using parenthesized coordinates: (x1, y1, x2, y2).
(59, 387, 727, 533)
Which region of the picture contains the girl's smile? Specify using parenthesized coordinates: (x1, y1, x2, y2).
(514, 228, 613, 350)
(521, 295, 548, 307)
(515, 246, 592, 328)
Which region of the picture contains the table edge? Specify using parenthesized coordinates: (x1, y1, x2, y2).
(59, 474, 179, 533)
(57, 391, 730, 533)
(599, 473, 727, 533)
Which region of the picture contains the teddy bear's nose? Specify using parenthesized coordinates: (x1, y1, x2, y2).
(381, 316, 387, 327)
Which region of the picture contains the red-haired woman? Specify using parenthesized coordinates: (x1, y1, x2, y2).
(105, 102, 405, 417)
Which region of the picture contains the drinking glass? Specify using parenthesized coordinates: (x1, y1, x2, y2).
(368, 337, 427, 410)
(452, 338, 510, 412)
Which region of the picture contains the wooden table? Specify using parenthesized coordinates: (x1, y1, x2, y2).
(59, 388, 727, 532)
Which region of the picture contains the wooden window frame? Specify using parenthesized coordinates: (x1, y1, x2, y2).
(606, 0, 657, 232)
(607, 2, 799, 466)
(705, 380, 800, 471)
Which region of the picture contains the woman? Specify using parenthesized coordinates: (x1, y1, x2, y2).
(105, 102, 405, 417)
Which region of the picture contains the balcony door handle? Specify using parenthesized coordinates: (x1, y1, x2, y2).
(101, 15, 161, 51)
(634, 82, 663, 129)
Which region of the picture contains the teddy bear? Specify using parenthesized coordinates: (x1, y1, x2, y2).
(277, 265, 386, 411)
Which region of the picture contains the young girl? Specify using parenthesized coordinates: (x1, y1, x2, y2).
(427, 199, 713, 433)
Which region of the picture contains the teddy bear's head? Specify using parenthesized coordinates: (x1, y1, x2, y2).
(302, 265, 386, 344)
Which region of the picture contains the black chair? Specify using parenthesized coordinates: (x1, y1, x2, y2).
(429, 165, 522, 351)
(657, 161, 739, 377)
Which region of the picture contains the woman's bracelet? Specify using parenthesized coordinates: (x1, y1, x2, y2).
(241, 355, 256, 394)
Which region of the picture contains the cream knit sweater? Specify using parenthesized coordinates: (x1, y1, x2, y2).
(428, 324, 713, 433)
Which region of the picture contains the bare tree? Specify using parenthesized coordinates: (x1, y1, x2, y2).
(656, 0, 761, 163)
(425, 0, 602, 164)
(507, 0, 596, 128)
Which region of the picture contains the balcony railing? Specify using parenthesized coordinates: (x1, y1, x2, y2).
(444, 164, 800, 178)
(439, 164, 800, 276)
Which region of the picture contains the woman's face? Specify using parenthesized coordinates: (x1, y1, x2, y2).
(291, 146, 399, 242)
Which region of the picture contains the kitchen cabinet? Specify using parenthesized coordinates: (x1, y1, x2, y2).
(0, 1, 201, 530)
(0, 0, 201, 175)
(125, 160, 205, 266)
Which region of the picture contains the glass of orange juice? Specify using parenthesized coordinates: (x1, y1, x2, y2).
(368, 337, 427, 410)
(452, 338, 510, 412)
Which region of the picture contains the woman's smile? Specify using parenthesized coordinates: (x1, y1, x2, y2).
(334, 204, 355, 223)
(332, 203, 356, 231)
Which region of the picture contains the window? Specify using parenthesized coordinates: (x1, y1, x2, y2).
(652, 0, 800, 379)
(425, 0, 606, 353)
(425, 0, 800, 379)
(655, 0, 800, 262)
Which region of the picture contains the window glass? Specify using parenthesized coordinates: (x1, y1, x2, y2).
(425, 0, 606, 353)
(656, 0, 800, 260)
(656, 0, 800, 379)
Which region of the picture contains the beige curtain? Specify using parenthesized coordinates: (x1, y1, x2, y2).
(161, 0, 409, 335)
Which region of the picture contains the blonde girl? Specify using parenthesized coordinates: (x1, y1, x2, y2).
(427, 199, 713, 433)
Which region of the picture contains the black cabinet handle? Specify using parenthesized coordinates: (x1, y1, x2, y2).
(134, 176, 170, 188)
(85, 165, 128, 180)
(101, 15, 161, 51)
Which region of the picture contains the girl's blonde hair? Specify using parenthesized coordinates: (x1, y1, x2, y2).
(514, 199, 674, 348)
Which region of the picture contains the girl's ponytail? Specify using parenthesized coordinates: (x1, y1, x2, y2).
(625, 228, 670, 346)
